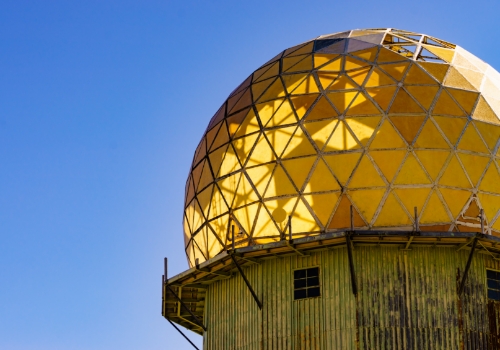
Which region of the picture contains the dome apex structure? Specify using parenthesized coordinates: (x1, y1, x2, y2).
(183, 28, 500, 267)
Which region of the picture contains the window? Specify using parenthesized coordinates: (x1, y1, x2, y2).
(294, 267, 320, 300)
(487, 269, 500, 301)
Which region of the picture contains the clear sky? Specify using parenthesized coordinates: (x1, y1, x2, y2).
(1, 1, 499, 349)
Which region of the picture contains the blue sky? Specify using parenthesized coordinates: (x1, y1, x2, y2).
(1, 1, 499, 349)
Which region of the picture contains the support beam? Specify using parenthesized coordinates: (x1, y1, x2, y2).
(165, 284, 207, 331)
(458, 236, 478, 296)
(346, 233, 358, 296)
(229, 253, 263, 309)
(166, 317, 200, 350)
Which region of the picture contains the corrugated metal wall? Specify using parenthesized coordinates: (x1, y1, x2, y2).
(203, 246, 500, 350)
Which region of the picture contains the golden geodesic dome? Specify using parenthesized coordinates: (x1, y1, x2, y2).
(183, 28, 500, 266)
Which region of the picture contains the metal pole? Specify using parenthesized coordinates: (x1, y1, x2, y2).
(458, 237, 478, 296)
(230, 254, 263, 309)
(166, 317, 201, 350)
(164, 257, 168, 282)
(162, 275, 165, 316)
(414, 207, 419, 231)
(165, 284, 207, 331)
(346, 233, 358, 295)
(288, 216, 292, 241)
(480, 209, 484, 234)
(232, 225, 235, 250)
(350, 205, 354, 231)
(227, 217, 232, 250)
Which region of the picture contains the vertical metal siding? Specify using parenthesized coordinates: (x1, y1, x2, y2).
(203, 246, 500, 349)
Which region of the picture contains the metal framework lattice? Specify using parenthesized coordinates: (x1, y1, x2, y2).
(183, 28, 500, 266)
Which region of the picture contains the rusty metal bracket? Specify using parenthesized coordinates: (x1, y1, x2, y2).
(165, 317, 200, 350)
(229, 251, 263, 310)
(165, 284, 207, 331)
(346, 233, 358, 296)
(458, 236, 478, 296)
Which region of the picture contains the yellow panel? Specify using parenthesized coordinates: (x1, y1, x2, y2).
(227, 108, 249, 136)
(456, 124, 489, 154)
(228, 89, 252, 114)
(418, 62, 449, 82)
(394, 188, 431, 216)
(246, 134, 276, 167)
(264, 99, 296, 127)
(186, 198, 205, 234)
(291, 74, 319, 94)
(285, 42, 314, 57)
(317, 56, 343, 71)
(473, 96, 499, 124)
(439, 188, 471, 218)
(252, 77, 277, 102)
(282, 127, 316, 159)
(394, 154, 431, 185)
(389, 88, 425, 113)
(479, 163, 500, 194)
(405, 86, 439, 110)
(284, 54, 313, 73)
(370, 119, 407, 149)
(345, 56, 370, 70)
(364, 68, 395, 87)
(264, 126, 295, 158)
(245, 163, 275, 197)
(219, 144, 241, 176)
(420, 191, 450, 224)
(208, 144, 228, 177)
(439, 155, 472, 189)
(414, 119, 450, 149)
(447, 88, 479, 115)
(209, 185, 229, 219)
(351, 47, 378, 61)
(264, 197, 296, 227)
(443, 67, 477, 91)
(474, 121, 500, 151)
(327, 91, 358, 113)
(282, 73, 308, 94)
(455, 67, 484, 90)
(256, 98, 284, 125)
(185, 176, 195, 205)
(257, 78, 286, 102)
(404, 64, 438, 85)
(346, 92, 381, 115)
(292, 198, 321, 233)
(250, 204, 276, 238)
(317, 72, 340, 90)
(281, 156, 317, 190)
(379, 62, 410, 81)
(290, 94, 320, 119)
(206, 122, 222, 151)
(345, 116, 381, 145)
(325, 120, 360, 151)
(477, 193, 500, 223)
(265, 164, 297, 198)
(348, 155, 386, 188)
(349, 189, 386, 223)
(324, 152, 362, 185)
(198, 160, 214, 191)
(415, 150, 450, 180)
(304, 96, 338, 121)
(374, 193, 412, 226)
(328, 74, 358, 90)
(303, 192, 340, 226)
(304, 119, 338, 150)
(348, 67, 371, 86)
(234, 109, 260, 138)
(370, 150, 406, 182)
(328, 195, 366, 229)
(282, 54, 308, 72)
(253, 61, 279, 83)
(377, 47, 407, 63)
(314, 54, 339, 68)
(210, 123, 230, 151)
(233, 133, 259, 167)
(206, 225, 224, 258)
(234, 173, 260, 206)
(432, 116, 467, 146)
(432, 90, 465, 116)
(218, 172, 241, 209)
(423, 45, 455, 62)
(366, 86, 398, 111)
(193, 138, 207, 167)
(304, 158, 340, 192)
(197, 184, 213, 218)
(389, 116, 425, 144)
(457, 153, 490, 186)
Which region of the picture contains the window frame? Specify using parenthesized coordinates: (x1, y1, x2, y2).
(486, 268, 500, 301)
(292, 266, 321, 301)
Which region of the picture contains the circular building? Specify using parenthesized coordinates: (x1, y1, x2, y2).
(163, 29, 500, 349)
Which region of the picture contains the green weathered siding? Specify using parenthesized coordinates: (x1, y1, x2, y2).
(203, 246, 500, 349)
